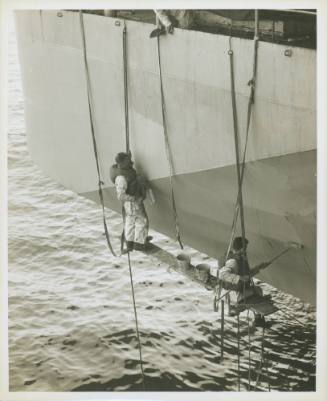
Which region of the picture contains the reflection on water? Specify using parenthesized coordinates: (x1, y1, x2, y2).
(8, 21, 315, 392)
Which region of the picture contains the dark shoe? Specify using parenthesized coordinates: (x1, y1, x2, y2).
(133, 242, 148, 251)
(229, 305, 239, 317)
(254, 315, 266, 328)
(122, 241, 134, 254)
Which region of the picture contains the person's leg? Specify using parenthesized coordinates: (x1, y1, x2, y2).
(124, 202, 136, 251)
(134, 203, 149, 248)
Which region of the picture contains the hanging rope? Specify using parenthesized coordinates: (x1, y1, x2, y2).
(226, 29, 249, 303)
(265, 349, 271, 391)
(221, 16, 262, 393)
(127, 252, 145, 389)
(121, 22, 145, 389)
(156, 35, 183, 250)
(254, 325, 266, 390)
(79, 11, 116, 257)
(228, 38, 246, 244)
(120, 20, 130, 252)
(224, 12, 260, 262)
(247, 309, 252, 389)
(123, 21, 130, 155)
(237, 314, 241, 391)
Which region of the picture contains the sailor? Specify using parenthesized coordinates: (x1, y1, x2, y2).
(110, 152, 149, 253)
(154, 10, 195, 33)
(219, 236, 269, 325)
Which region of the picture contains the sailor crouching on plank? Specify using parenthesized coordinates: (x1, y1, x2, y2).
(219, 236, 269, 326)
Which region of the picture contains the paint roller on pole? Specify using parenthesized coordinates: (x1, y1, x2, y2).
(255, 241, 304, 273)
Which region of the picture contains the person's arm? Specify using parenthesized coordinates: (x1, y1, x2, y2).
(219, 259, 242, 289)
(115, 175, 136, 202)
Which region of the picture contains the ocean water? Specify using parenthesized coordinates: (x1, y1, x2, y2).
(8, 22, 316, 392)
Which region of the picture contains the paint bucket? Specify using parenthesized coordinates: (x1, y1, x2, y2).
(195, 263, 211, 282)
(176, 253, 191, 270)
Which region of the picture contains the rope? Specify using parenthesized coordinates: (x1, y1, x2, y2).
(227, 34, 249, 301)
(123, 21, 130, 155)
(127, 252, 145, 389)
(120, 21, 129, 252)
(121, 22, 145, 389)
(156, 36, 183, 250)
(228, 38, 246, 245)
(224, 15, 260, 262)
(237, 314, 241, 391)
(79, 11, 116, 256)
(254, 325, 266, 390)
(265, 349, 271, 391)
(247, 309, 251, 389)
(275, 306, 307, 328)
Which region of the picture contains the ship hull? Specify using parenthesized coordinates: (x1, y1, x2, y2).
(14, 10, 316, 304)
(84, 150, 316, 305)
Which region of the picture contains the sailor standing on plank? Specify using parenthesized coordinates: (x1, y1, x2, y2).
(110, 152, 150, 253)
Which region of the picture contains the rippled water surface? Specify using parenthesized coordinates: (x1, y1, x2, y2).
(8, 21, 316, 392)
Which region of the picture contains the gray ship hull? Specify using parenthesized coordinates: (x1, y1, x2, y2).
(14, 10, 316, 304)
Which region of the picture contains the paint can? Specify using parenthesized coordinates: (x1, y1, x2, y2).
(176, 253, 191, 270)
(195, 263, 210, 282)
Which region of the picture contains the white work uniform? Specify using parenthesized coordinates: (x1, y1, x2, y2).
(219, 258, 261, 302)
(115, 175, 148, 245)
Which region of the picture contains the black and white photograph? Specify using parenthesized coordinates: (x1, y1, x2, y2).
(1, 1, 326, 399)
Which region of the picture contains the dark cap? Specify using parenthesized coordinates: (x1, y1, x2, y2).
(115, 152, 131, 164)
(232, 236, 249, 251)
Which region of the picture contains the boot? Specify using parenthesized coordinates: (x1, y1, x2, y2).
(122, 241, 134, 254)
(133, 242, 148, 251)
(254, 314, 266, 328)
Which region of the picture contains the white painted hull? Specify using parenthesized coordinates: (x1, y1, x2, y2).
(15, 11, 316, 304)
